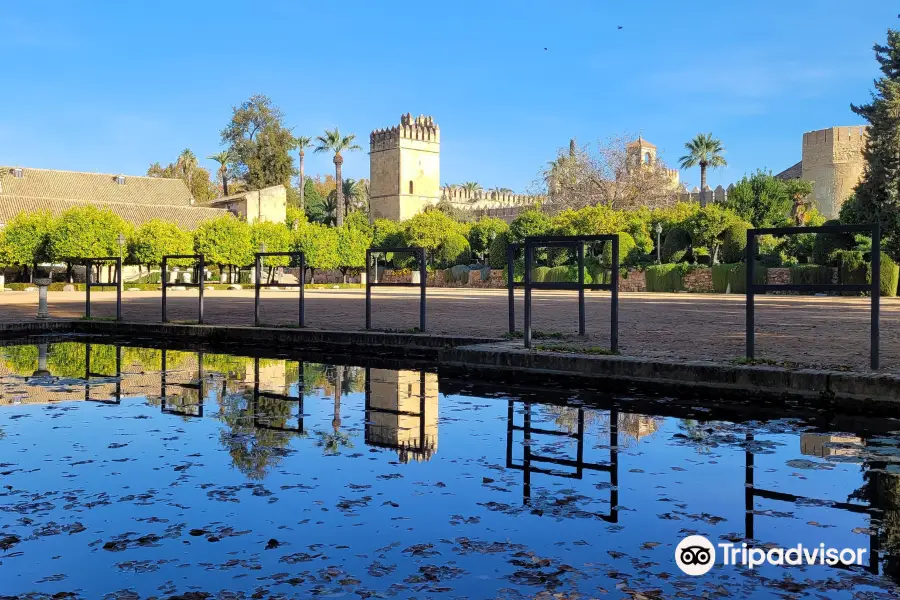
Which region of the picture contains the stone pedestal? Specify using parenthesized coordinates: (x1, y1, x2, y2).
(34, 278, 51, 319)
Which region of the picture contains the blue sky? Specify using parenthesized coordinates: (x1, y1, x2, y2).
(1, 0, 895, 192)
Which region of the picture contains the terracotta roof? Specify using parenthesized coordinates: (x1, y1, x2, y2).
(0, 166, 193, 206)
(626, 136, 656, 149)
(0, 195, 227, 230)
(775, 161, 803, 180)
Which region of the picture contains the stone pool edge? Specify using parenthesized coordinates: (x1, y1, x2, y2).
(3, 320, 897, 405)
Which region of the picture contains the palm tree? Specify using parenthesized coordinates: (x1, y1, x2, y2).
(295, 136, 313, 212)
(314, 128, 361, 227)
(207, 151, 231, 196)
(462, 181, 482, 199)
(176, 149, 198, 191)
(678, 133, 727, 193)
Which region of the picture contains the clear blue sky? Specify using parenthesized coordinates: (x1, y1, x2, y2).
(1, 1, 895, 192)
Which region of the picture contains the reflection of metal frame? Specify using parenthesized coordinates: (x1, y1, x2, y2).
(83, 343, 122, 404)
(85, 257, 122, 320)
(506, 400, 619, 522)
(251, 357, 304, 432)
(160, 349, 205, 418)
(744, 431, 879, 573)
(363, 366, 432, 462)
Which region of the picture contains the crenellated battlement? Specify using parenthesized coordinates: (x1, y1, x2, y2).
(802, 126, 868, 149)
(441, 187, 547, 208)
(371, 113, 440, 151)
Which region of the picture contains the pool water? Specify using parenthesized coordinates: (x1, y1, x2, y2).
(1, 340, 900, 598)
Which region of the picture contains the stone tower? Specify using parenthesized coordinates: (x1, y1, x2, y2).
(800, 126, 868, 218)
(369, 114, 441, 221)
(625, 136, 680, 187)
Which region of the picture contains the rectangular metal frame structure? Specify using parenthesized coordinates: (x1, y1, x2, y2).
(522, 235, 619, 350)
(83, 343, 122, 404)
(252, 357, 305, 432)
(160, 348, 205, 418)
(85, 257, 123, 321)
(161, 254, 205, 324)
(254, 251, 305, 327)
(746, 224, 880, 369)
(365, 247, 427, 332)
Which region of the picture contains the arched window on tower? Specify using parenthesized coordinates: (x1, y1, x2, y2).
(644, 152, 652, 165)
(409, 180, 414, 194)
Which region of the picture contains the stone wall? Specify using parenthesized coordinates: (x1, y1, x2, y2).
(619, 270, 646, 292)
(801, 126, 868, 218)
(683, 268, 714, 293)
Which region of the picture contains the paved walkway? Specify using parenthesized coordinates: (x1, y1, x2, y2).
(1, 288, 896, 372)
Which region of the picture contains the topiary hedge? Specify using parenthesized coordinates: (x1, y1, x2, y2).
(543, 265, 593, 284)
(436, 233, 472, 269)
(661, 228, 691, 263)
(530, 266, 551, 283)
(873, 253, 900, 297)
(811, 220, 853, 265)
(721, 222, 750, 264)
(790, 264, 832, 285)
(645, 263, 693, 292)
(600, 232, 638, 267)
(488, 230, 510, 270)
(711, 262, 766, 294)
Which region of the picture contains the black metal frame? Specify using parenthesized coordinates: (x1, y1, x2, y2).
(365, 247, 427, 332)
(507, 243, 522, 334)
(364, 366, 434, 462)
(161, 254, 205, 324)
(522, 235, 619, 350)
(506, 400, 619, 522)
(252, 357, 305, 432)
(85, 257, 123, 321)
(254, 251, 305, 327)
(160, 348, 205, 417)
(746, 224, 880, 369)
(83, 343, 122, 404)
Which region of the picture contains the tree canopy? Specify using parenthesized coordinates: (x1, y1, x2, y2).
(220, 94, 296, 190)
(130, 219, 194, 268)
(193, 214, 253, 269)
(724, 170, 793, 228)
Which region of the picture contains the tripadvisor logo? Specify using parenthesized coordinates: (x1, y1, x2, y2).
(675, 535, 716, 576)
(674, 535, 868, 576)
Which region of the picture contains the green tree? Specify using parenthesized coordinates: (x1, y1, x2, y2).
(336, 224, 371, 282)
(679, 133, 728, 192)
(220, 94, 296, 191)
(250, 220, 292, 282)
(295, 136, 313, 212)
(405, 209, 462, 265)
(49, 206, 132, 281)
(850, 29, 900, 259)
(148, 149, 218, 202)
(685, 204, 739, 264)
(0, 211, 54, 281)
(207, 151, 232, 196)
(130, 219, 194, 277)
(461, 181, 482, 195)
(785, 179, 815, 225)
(724, 170, 792, 228)
(314, 128, 361, 227)
(509, 209, 552, 242)
(193, 214, 252, 282)
(292, 222, 339, 283)
(468, 217, 509, 262)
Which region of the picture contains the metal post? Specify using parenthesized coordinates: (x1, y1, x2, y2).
(115, 257, 122, 321)
(507, 243, 516, 334)
(299, 253, 305, 327)
(365, 251, 372, 330)
(161, 257, 168, 323)
(577, 243, 585, 336)
(872, 225, 881, 370)
(86, 260, 92, 319)
(611, 237, 619, 353)
(745, 233, 756, 360)
(198, 256, 205, 324)
(524, 242, 533, 348)
(254, 254, 261, 326)
(419, 248, 426, 332)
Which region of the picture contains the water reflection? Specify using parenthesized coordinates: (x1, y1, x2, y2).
(2, 341, 900, 597)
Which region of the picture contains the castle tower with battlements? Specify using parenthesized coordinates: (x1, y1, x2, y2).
(801, 126, 868, 218)
(369, 114, 441, 221)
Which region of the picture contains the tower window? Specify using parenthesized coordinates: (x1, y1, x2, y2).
(409, 180, 414, 194)
(644, 152, 652, 165)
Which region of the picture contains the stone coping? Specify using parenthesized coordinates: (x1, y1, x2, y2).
(0, 320, 897, 406)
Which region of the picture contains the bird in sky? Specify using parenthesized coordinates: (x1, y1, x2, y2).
(617, 25, 623, 30)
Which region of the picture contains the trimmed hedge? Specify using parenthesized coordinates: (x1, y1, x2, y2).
(531, 266, 551, 283)
(811, 219, 853, 265)
(645, 263, 693, 292)
(721, 222, 750, 264)
(544, 265, 593, 284)
(601, 232, 638, 267)
(711, 262, 766, 294)
(790, 265, 832, 285)
(875, 253, 900, 297)
(436, 233, 471, 269)
(488, 231, 511, 270)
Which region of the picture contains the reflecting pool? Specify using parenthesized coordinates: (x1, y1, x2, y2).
(2, 340, 900, 598)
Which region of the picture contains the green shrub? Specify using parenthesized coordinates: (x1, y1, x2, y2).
(645, 263, 693, 292)
(443, 264, 471, 284)
(872, 253, 899, 297)
(543, 265, 592, 284)
(531, 266, 551, 283)
(834, 250, 867, 286)
(721, 222, 750, 263)
(435, 233, 471, 269)
(600, 232, 638, 267)
(711, 262, 766, 293)
(661, 228, 691, 263)
(811, 220, 853, 265)
(790, 265, 832, 285)
(488, 230, 511, 270)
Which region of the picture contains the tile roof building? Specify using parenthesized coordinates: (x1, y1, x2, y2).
(0, 166, 230, 229)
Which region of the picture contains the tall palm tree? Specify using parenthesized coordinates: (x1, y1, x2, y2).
(314, 128, 361, 227)
(462, 181, 482, 198)
(678, 133, 727, 193)
(207, 151, 231, 196)
(176, 149, 198, 191)
(295, 136, 313, 212)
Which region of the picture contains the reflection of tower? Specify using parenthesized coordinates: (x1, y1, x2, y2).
(364, 368, 438, 462)
(252, 357, 303, 432)
(160, 349, 205, 418)
(800, 433, 863, 458)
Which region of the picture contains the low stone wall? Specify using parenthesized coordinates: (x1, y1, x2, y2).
(767, 268, 791, 285)
(683, 268, 714, 293)
(619, 270, 646, 292)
